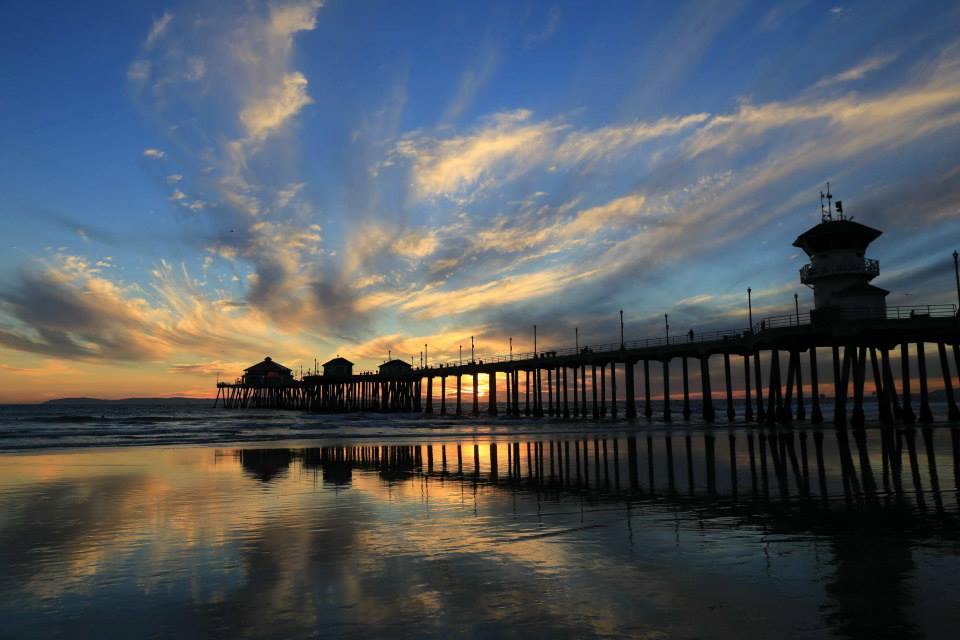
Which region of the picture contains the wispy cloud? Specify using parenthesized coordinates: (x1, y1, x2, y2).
(812, 54, 897, 89)
(145, 11, 173, 49)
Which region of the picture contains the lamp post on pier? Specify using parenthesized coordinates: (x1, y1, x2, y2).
(664, 314, 669, 342)
(509, 337, 513, 361)
(575, 327, 579, 353)
(953, 250, 959, 311)
(424, 344, 428, 368)
(534, 324, 537, 358)
(619, 309, 624, 348)
(794, 293, 800, 326)
(459, 344, 462, 366)
(471, 336, 475, 363)
(747, 288, 753, 333)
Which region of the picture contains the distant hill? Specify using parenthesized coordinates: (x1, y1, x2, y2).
(43, 397, 213, 405)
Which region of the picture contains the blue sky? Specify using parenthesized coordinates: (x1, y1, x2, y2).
(1, 0, 959, 400)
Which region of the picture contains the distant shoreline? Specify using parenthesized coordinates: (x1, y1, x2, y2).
(39, 397, 215, 405)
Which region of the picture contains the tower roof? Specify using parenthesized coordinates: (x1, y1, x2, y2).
(323, 356, 354, 366)
(793, 219, 882, 256)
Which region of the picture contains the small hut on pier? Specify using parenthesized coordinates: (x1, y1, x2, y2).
(242, 357, 293, 385)
(323, 356, 354, 378)
(378, 359, 413, 378)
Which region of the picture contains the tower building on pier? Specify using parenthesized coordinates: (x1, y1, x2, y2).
(793, 186, 888, 320)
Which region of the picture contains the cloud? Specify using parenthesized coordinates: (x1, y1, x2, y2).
(812, 54, 897, 89)
(442, 46, 500, 122)
(142, 148, 166, 159)
(388, 110, 707, 201)
(240, 72, 313, 141)
(145, 11, 173, 48)
(393, 110, 561, 201)
(524, 6, 561, 48)
(275, 182, 305, 208)
(0, 254, 278, 363)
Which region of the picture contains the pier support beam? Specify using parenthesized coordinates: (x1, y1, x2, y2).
(881, 348, 902, 421)
(563, 367, 570, 418)
(767, 349, 781, 426)
(754, 349, 765, 423)
(795, 350, 806, 421)
(701, 355, 714, 422)
(488, 372, 497, 416)
(901, 342, 915, 424)
(524, 370, 531, 417)
(662, 359, 672, 422)
(425, 376, 434, 414)
(852, 346, 866, 429)
(592, 365, 599, 419)
(572, 364, 579, 417)
(644, 360, 653, 418)
(599, 364, 606, 417)
(743, 354, 754, 422)
(810, 345, 823, 424)
(870, 347, 892, 426)
(625, 361, 637, 419)
(441, 375, 446, 415)
(547, 368, 554, 416)
(581, 364, 587, 416)
(473, 371, 480, 416)
(456, 374, 461, 416)
(611, 363, 618, 418)
(723, 353, 735, 422)
(682, 357, 691, 420)
(917, 342, 933, 424)
(937, 342, 960, 421)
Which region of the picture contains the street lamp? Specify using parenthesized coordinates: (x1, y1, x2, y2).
(509, 337, 513, 361)
(794, 292, 799, 326)
(534, 324, 537, 358)
(954, 250, 959, 311)
(459, 344, 462, 366)
(471, 336, 475, 363)
(619, 309, 624, 348)
(424, 343, 428, 368)
(747, 287, 753, 333)
(664, 313, 669, 342)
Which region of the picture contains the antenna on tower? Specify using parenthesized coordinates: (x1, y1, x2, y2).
(820, 182, 835, 222)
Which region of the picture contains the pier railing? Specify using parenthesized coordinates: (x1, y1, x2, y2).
(799, 257, 879, 284)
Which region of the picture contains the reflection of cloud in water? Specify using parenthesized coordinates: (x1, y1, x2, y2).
(0, 427, 959, 637)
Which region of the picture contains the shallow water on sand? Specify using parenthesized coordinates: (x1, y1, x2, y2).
(1, 421, 959, 638)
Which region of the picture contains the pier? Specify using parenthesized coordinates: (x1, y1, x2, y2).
(215, 305, 960, 426)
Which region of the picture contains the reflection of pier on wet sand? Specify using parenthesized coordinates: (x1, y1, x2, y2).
(235, 426, 960, 522)
(230, 426, 960, 637)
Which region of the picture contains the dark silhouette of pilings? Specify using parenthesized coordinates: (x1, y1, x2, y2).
(217, 318, 960, 427)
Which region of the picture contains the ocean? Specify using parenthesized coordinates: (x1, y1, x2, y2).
(0, 401, 958, 638)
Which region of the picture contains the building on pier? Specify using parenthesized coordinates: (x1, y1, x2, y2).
(379, 359, 413, 377)
(242, 357, 293, 385)
(323, 356, 354, 378)
(794, 188, 887, 320)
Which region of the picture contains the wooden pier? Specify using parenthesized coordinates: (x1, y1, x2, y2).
(215, 305, 960, 426)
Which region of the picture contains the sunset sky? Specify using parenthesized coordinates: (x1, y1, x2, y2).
(1, 0, 959, 402)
